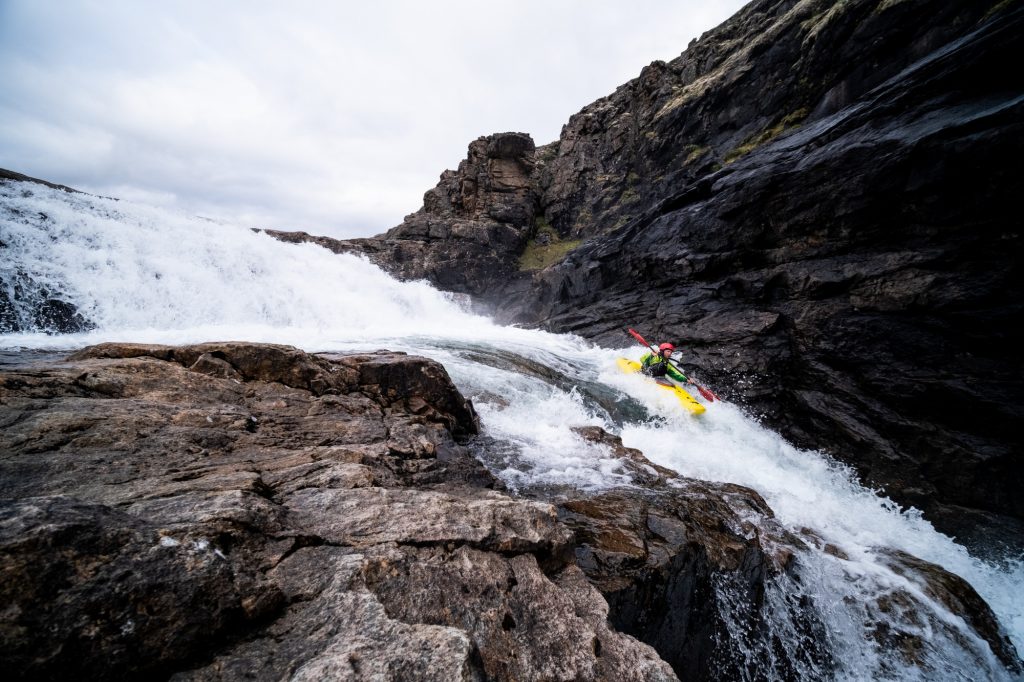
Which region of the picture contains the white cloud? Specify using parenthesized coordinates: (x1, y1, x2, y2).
(0, 0, 748, 238)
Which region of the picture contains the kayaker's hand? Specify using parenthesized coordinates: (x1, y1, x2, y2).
(688, 378, 696, 384)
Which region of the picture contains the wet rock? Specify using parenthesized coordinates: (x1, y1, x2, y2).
(32, 298, 92, 333)
(0, 343, 680, 680)
(0, 495, 278, 680)
(553, 447, 814, 679)
(925, 502, 1024, 562)
(266, 131, 540, 298)
(271, 1, 1024, 539)
(551, 427, 1022, 679)
(876, 548, 1022, 674)
(572, 425, 678, 484)
(0, 272, 93, 334)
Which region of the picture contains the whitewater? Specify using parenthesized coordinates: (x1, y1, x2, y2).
(2, 180, 1022, 680)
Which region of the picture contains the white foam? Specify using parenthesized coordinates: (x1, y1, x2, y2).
(2, 180, 1022, 679)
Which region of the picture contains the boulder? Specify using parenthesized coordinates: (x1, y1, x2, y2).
(0, 344, 673, 680)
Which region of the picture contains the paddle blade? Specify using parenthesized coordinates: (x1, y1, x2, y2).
(695, 384, 717, 402)
(627, 328, 652, 349)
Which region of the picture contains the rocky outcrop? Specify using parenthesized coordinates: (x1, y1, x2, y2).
(0, 287, 93, 334)
(267, 131, 541, 298)
(0, 343, 670, 680)
(0, 168, 80, 194)
(271, 1, 1024, 539)
(1, 344, 1018, 679)
(511, 1, 1024, 539)
(555, 427, 816, 679)
(556, 428, 1023, 678)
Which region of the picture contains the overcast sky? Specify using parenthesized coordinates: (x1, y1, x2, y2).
(0, 1, 747, 238)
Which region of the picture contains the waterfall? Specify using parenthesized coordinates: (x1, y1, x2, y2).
(3, 178, 1022, 680)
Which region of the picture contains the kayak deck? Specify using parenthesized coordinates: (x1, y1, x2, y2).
(616, 357, 706, 415)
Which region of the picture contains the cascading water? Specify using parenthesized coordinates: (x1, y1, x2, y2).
(3, 180, 1022, 680)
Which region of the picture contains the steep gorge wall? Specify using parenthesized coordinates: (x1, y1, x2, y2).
(278, 0, 1024, 538)
(518, 1, 1024, 539)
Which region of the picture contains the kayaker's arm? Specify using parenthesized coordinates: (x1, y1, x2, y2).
(666, 363, 690, 383)
(625, 329, 718, 400)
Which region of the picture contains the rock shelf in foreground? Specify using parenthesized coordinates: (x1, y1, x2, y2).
(1, 343, 1018, 680)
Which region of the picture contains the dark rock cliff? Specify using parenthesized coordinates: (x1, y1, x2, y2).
(276, 0, 1024, 542)
(520, 0, 1024, 541)
(268, 131, 541, 299)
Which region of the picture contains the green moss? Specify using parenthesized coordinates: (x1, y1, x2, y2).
(536, 143, 560, 163)
(803, 0, 854, 36)
(872, 0, 912, 15)
(518, 218, 583, 271)
(684, 145, 709, 165)
(610, 215, 632, 232)
(983, 0, 1019, 20)
(724, 108, 809, 164)
(576, 206, 593, 226)
(626, 171, 641, 185)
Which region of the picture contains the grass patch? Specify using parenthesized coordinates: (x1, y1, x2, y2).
(724, 108, 809, 164)
(983, 0, 1019, 20)
(518, 218, 582, 271)
(535, 142, 560, 163)
(684, 145, 709, 165)
(610, 215, 632, 232)
(573, 206, 594, 232)
(873, 0, 912, 13)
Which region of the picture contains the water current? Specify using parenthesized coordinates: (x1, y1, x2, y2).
(2, 180, 1022, 680)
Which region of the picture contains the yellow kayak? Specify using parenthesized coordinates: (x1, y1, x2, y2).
(617, 357, 706, 415)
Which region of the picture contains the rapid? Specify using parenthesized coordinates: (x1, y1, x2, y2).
(2, 181, 1022, 680)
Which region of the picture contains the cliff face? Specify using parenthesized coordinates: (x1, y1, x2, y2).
(520, 1, 1024, 537)
(269, 131, 541, 298)
(536, 0, 1011, 241)
(281, 0, 1024, 538)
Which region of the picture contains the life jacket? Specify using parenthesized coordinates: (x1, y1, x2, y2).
(641, 353, 669, 378)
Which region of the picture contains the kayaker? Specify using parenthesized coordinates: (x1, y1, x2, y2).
(641, 343, 695, 384)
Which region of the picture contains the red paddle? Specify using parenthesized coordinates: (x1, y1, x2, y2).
(626, 328, 720, 402)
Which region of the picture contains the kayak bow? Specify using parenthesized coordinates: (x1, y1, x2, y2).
(625, 328, 719, 401)
(617, 357, 706, 415)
